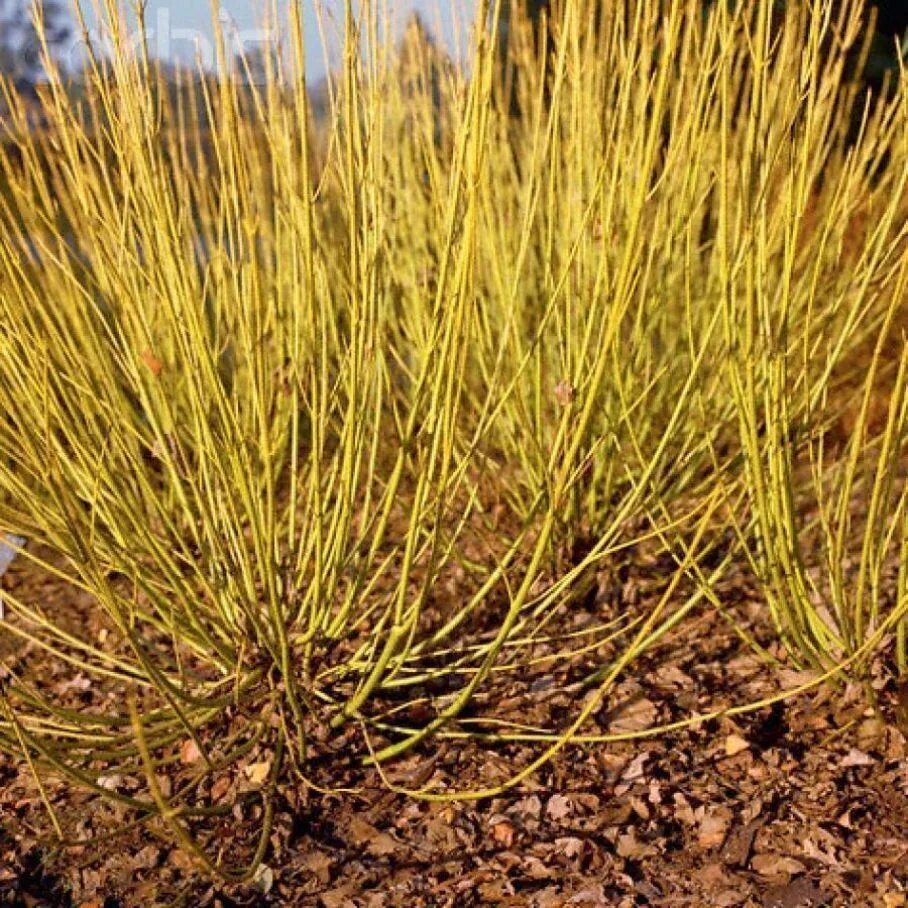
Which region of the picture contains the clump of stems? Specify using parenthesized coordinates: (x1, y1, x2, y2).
(0, 0, 904, 879)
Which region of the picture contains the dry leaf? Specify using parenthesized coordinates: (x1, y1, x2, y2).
(654, 664, 695, 689)
(366, 831, 398, 857)
(96, 774, 122, 791)
(252, 864, 274, 895)
(630, 796, 650, 821)
(134, 845, 160, 870)
(302, 850, 333, 885)
(672, 792, 697, 826)
(347, 815, 375, 844)
(565, 886, 607, 904)
(724, 734, 750, 757)
(840, 747, 874, 768)
(180, 739, 202, 765)
(609, 697, 657, 733)
(695, 862, 726, 887)
(321, 885, 356, 908)
(856, 717, 884, 750)
(169, 848, 197, 871)
(751, 853, 806, 878)
(616, 830, 657, 859)
(349, 816, 397, 856)
(210, 775, 231, 802)
(546, 794, 572, 821)
(698, 810, 731, 850)
(555, 837, 585, 860)
(554, 379, 576, 406)
(490, 818, 516, 848)
(512, 794, 542, 818)
(140, 349, 163, 376)
(244, 759, 272, 785)
(776, 668, 820, 689)
(761, 877, 824, 908)
(801, 836, 840, 868)
(55, 675, 91, 695)
(523, 855, 554, 879)
(721, 818, 761, 867)
(621, 751, 650, 782)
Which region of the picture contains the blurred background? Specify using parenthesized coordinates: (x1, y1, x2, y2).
(0, 0, 906, 103)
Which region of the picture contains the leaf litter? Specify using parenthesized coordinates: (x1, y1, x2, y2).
(0, 543, 907, 906)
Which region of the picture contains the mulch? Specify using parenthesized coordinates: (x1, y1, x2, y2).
(1, 547, 907, 907)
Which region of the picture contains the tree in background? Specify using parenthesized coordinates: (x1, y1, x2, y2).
(864, 2, 908, 90)
(0, 0, 71, 88)
(499, 0, 907, 88)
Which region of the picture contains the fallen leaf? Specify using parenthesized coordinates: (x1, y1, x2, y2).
(366, 831, 398, 857)
(630, 796, 650, 821)
(169, 848, 197, 871)
(244, 760, 272, 786)
(621, 751, 650, 782)
(751, 853, 806, 878)
(721, 817, 761, 867)
(698, 810, 731, 850)
(841, 747, 874, 768)
(210, 776, 231, 802)
(512, 794, 542, 817)
(776, 668, 820, 689)
(348, 816, 397, 856)
(856, 717, 884, 751)
(654, 665, 695, 688)
(724, 734, 750, 757)
(479, 881, 513, 902)
(96, 774, 122, 792)
(180, 739, 202, 765)
(490, 818, 516, 848)
(546, 794, 572, 821)
(321, 884, 356, 907)
(801, 836, 840, 868)
(55, 675, 91, 696)
(555, 836, 586, 860)
(303, 850, 333, 885)
(609, 697, 657, 733)
(523, 855, 554, 879)
(566, 886, 607, 904)
(648, 780, 662, 805)
(134, 845, 160, 870)
(761, 877, 824, 908)
(616, 830, 657, 859)
(672, 792, 697, 826)
(694, 861, 726, 887)
(252, 864, 274, 895)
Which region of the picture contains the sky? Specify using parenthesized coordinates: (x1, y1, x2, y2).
(72, 1, 476, 80)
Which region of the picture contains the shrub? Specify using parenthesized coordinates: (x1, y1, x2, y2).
(0, 0, 904, 877)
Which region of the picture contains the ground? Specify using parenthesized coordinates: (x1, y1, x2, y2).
(1, 549, 907, 907)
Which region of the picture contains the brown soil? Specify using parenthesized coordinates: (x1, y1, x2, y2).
(1, 548, 907, 908)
